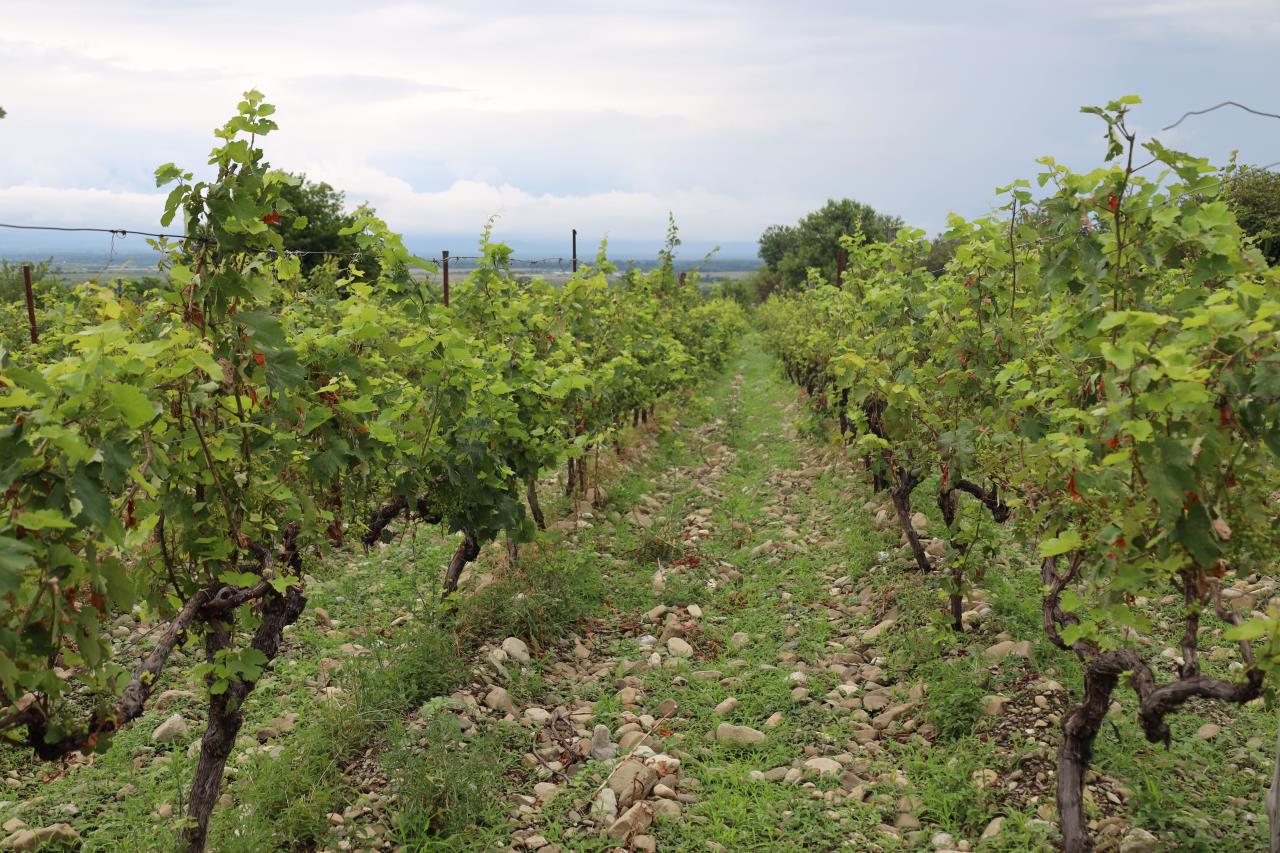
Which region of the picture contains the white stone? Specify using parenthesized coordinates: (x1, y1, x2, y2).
(151, 714, 189, 744)
(501, 636, 531, 664)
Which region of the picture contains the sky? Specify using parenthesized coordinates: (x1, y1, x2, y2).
(1, 0, 1279, 260)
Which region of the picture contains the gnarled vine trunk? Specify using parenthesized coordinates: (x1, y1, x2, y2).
(442, 532, 481, 594)
(1046, 561, 1266, 852)
(525, 476, 546, 530)
(890, 469, 931, 573)
(185, 584, 305, 852)
(565, 458, 577, 498)
(1057, 650, 1142, 852)
(936, 487, 963, 632)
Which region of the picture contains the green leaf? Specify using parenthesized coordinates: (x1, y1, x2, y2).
(15, 510, 75, 530)
(0, 537, 33, 593)
(218, 571, 263, 588)
(71, 467, 112, 529)
(107, 384, 155, 429)
(1224, 619, 1271, 642)
(1039, 530, 1083, 558)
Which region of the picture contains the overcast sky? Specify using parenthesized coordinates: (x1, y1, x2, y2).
(2, 0, 1279, 258)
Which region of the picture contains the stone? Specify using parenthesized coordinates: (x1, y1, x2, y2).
(1, 820, 23, 834)
(649, 753, 680, 777)
(687, 604, 703, 618)
(715, 723, 765, 747)
(7, 824, 79, 851)
(524, 707, 552, 725)
(764, 711, 784, 728)
(154, 689, 194, 709)
(633, 834, 657, 853)
(1196, 723, 1221, 740)
(618, 731, 655, 751)
(616, 686, 641, 705)
(862, 690, 893, 712)
(713, 697, 739, 715)
(312, 606, 332, 627)
(501, 637, 531, 664)
(731, 632, 750, 650)
(803, 757, 843, 776)
(910, 512, 928, 534)
(484, 686, 516, 716)
(667, 637, 693, 658)
(523, 834, 549, 850)
(981, 816, 1004, 839)
(592, 788, 618, 823)
(1120, 827, 1159, 853)
(609, 759, 659, 807)
(924, 539, 946, 558)
(862, 619, 895, 643)
(1, 830, 37, 851)
(931, 831, 956, 849)
(653, 798, 682, 821)
(533, 782, 558, 801)
(972, 769, 998, 789)
(608, 802, 654, 841)
(983, 640, 1016, 661)
(152, 714, 189, 744)
(981, 695, 1009, 717)
(590, 724, 617, 760)
(895, 812, 921, 830)
(851, 725, 878, 744)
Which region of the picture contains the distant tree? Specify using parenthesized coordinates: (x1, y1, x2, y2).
(0, 107, 6, 119)
(758, 224, 797, 271)
(757, 198, 903, 291)
(0, 259, 51, 301)
(277, 173, 376, 275)
(1224, 165, 1280, 266)
(923, 235, 958, 276)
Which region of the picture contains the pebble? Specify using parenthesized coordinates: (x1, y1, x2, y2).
(591, 725, 617, 760)
(715, 723, 765, 747)
(151, 714, 189, 744)
(484, 686, 516, 716)
(501, 637, 531, 664)
(803, 756, 843, 776)
(608, 759, 658, 807)
(1196, 723, 1222, 740)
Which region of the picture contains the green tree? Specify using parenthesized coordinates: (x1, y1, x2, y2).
(1224, 164, 1280, 265)
(276, 173, 374, 274)
(922, 235, 957, 276)
(757, 198, 903, 291)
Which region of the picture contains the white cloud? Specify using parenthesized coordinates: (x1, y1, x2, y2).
(1, 1, 1277, 251)
(1086, 0, 1280, 38)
